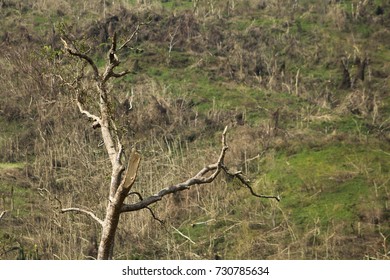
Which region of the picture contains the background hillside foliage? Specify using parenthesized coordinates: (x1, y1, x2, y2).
(0, 0, 389, 259)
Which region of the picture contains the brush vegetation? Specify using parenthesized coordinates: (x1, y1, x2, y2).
(0, 0, 389, 260)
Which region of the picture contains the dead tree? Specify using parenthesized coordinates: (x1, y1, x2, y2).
(340, 57, 351, 89)
(60, 30, 279, 260)
(354, 56, 369, 83)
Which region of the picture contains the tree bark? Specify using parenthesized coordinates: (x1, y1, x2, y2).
(97, 149, 141, 259)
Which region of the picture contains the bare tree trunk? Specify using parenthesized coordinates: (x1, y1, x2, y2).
(98, 149, 141, 259)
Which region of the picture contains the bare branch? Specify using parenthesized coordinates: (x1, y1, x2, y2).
(171, 225, 196, 244)
(60, 37, 99, 80)
(120, 127, 228, 213)
(127, 88, 135, 111)
(76, 96, 102, 126)
(0, 211, 7, 221)
(118, 24, 141, 51)
(128, 191, 143, 200)
(120, 126, 279, 213)
(111, 70, 132, 78)
(127, 192, 164, 223)
(102, 59, 130, 83)
(120, 162, 223, 213)
(146, 207, 164, 224)
(116, 143, 124, 163)
(191, 219, 216, 227)
(61, 207, 104, 226)
(54, 196, 63, 209)
(101, 32, 133, 83)
(221, 166, 281, 201)
(108, 33, 118, 64)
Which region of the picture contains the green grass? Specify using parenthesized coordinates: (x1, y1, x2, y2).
(308, 116, 372, 136)
(262, 143, 390, 232)
(0, 117, 25, 152)
(0, 117, 24, 135)
(0, 181, 33, 217)
(161, 0, 193, 10)
(0, 162, 25, 169)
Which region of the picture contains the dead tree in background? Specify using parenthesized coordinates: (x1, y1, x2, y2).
(340, 57, 351, 89)
(60, 30, 279, 260)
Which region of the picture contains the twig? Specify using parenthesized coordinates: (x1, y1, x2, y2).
(102, 33, 132, 83)
(128, 191, 143, 200)
(54, 196, 63, 209)
(146, 207, 164, 224)
(127, 192, 164, 224)
(171, 225, 196, 244)
(111, 70, 132, 78)
(191, 219, 216, 227)
(127, 88, 134, 111)
(222, 166, 280, 201)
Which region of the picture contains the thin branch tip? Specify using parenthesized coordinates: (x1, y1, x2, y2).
(223, 125, 228, 134)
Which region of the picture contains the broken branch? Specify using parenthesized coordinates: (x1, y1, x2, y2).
(118, 149, 141, 194)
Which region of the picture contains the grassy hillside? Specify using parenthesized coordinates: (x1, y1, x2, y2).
(0, 0, 389, 259)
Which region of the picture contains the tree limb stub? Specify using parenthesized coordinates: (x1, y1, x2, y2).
(118, 148, 141, 195)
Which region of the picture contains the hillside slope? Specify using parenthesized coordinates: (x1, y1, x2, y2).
(0, 0, 389, 259)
